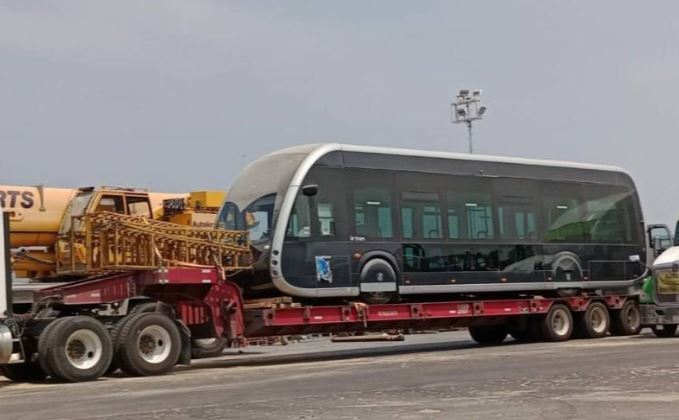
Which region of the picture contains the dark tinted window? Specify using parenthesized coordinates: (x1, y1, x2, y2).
(287, 194, 311, 238)
(583, 185, 639, 244)
(288, 167, 346, 240)
(400, 191, 443, 239)
(541, 182, 587, 242)
(354, 186, 394, 239)
(494, 179, 538, 241)
(447, 190, 494, 240)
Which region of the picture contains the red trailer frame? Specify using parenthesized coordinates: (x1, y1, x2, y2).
(34, 267, 636, 343)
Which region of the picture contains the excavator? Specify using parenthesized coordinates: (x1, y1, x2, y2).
(1, 184, 227, 279)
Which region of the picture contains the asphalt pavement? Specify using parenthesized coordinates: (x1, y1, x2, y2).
(2, 330, 679, 419)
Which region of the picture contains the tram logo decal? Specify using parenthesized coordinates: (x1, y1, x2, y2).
(315, 256, 333, 283)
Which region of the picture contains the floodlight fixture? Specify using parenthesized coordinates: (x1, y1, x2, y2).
(450, 88, 486, 154)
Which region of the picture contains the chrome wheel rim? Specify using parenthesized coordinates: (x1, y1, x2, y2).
(65, 329, 103, 370)
(552, 308, 570, 336)
(590, 307, 607, 334)
(138, 325, 171, 364)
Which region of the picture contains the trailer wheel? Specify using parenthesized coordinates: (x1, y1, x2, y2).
(576, 302, 610, 339)
(610, 300, 641, 336)
(0, 363, 47, 382)
(39, 316, 113, 382)
(541, 304, 573, 342)
(468, 325, 508, 345)
(116, 312, 181, 376)
(651, 324, 678, 338)
(191, 338, 229, 359)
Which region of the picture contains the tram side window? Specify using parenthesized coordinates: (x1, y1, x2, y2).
(400, 191, 443, 239)
(287, 195, 311, 238)
(496, 199, 537, 241)
(317, 202, 335, 237)
(583, 186, 638, 244)
(354, 187, 394, 239)
(447, 191, 494, 240)
(541, 183, 587, 242)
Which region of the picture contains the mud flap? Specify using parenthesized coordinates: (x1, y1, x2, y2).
(175, 320, 192, 366)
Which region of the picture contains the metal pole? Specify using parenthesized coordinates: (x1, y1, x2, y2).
(467, 120, 473, 154)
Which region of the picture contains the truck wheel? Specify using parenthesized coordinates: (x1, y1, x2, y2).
(468, 325, 508, 345)
(651, 324, 678, 338)
(116, 312, 181, 376)
(610, 300, 641, 336)
(0, 363, 47, 382)
(39, 316, 113, 382)
(107, 302, 158, 375)
(576, 302, 610, 339)
(541, 304, 573, 342)
(37, 317, 70, 379)
(191, 338, 228, 359)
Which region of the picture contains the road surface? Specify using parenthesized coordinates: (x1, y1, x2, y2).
(2, 331, 679, 419)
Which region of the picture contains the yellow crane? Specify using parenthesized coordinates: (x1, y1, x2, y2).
(1, 185, 236, 278)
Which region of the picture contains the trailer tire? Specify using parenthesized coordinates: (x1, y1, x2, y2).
(40, 316, 113, 382)
(191, 338, 229, 359)
(468, 325, 508, 345)
(651, 324, 678, 338)
(610, 300, 641, 336)
(541, 304, 573, 342)
(576, 302, 610, 339)
(117, 312, 181, 376)
(0, 362, 47, 382)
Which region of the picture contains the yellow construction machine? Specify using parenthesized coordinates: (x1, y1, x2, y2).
(1, 185, 240, 278)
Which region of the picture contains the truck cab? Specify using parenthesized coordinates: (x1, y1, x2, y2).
(647, 224, 674, 261)
(54, 187, 157, 273)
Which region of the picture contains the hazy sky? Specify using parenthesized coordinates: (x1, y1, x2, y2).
(1, 1, 678, 228)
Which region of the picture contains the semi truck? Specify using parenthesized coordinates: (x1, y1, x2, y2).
(2, 201, 677, 383)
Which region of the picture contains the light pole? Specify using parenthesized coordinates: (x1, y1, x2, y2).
(451, 89, 487, 154)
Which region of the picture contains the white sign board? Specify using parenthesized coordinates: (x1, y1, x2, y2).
(0, 211, 7, 319)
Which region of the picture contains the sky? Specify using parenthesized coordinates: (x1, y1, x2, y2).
(1, 1, 678, 228)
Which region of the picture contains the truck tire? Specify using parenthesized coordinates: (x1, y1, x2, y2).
(37, 317, 70, 379)
(107, 301, 158, 375)
(468, 325, 508, 345)
(0, 362, 47, 382)
(610, 300, 641, 336)
(39, 316, 113, 382)
(541, 304, 573, 342)
(576, 302, 610, 339)
(116, 312, 181, 376)
(651, 324, 678, 338)
(191, 338, 228, 359)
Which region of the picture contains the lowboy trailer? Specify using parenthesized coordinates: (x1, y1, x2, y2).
(0, 209, 673, 383)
